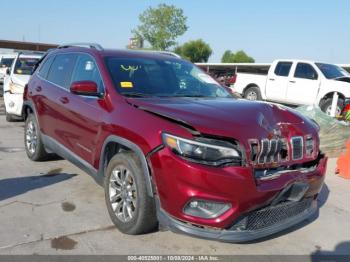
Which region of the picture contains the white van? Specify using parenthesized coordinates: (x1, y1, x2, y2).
(3, 52, 43, 121)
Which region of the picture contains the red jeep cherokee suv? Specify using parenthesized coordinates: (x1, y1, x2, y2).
(23, 43, 327, 242)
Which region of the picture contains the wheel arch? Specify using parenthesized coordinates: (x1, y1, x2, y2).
(22, 101, 37, 120)
(99, 135, 154, 197)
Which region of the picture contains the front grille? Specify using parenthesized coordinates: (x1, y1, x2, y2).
(249, 136, 308, 164)
(250, 138, 289, 164)
(230, 198, 313, 231)
(292, 136, 303, 160)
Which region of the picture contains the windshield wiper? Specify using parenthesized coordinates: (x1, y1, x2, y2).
(172, 94, 208, 98)
(121, 92, 153, 98)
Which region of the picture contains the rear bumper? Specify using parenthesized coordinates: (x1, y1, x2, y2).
(158, 198, 317, 243)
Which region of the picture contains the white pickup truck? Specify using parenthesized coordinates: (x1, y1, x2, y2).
(233, 59, 350, 115)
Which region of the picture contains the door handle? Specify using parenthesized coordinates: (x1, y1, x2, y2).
(269, 78, 275, 81)
(35, 86, 42, 92)
(59, 97, 69, 104)
(289, 80, 296, 83)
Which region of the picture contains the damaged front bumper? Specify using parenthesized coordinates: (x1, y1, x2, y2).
(158, 197, 317, 243)
(152, 152, 327, 243)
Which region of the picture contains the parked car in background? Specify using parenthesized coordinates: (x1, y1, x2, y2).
(23, 44, 326, 242)
(0, 53, 16, 95)
(3, 52, 43, 121)
(0, 53, 16, 83)
(232, 59, 350, 115)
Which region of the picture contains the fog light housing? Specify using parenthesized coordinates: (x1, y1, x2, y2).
(183, 199, 231, 219)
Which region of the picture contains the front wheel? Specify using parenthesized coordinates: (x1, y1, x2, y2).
(244, 86, 262, 101)
(320, 98, 344, 116)
(104, 152, 158, 235)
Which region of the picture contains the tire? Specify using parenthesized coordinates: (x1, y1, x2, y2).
(5, 111, 16, 122)
(104, 152, 157, 235)
(320, 98, 344, 116)
(24, 114, 49, 161)
(244, 86, 262, 101)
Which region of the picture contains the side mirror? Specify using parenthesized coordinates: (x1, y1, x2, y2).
(6, 68, 10, 75)
(70, 81, 101, 97)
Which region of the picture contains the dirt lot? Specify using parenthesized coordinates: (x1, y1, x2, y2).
(0, 98, 349, 256)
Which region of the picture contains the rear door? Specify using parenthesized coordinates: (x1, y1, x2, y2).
(41, 53, 78, 151)
(286, 63, 320, 105)
(265, 61, 293, 102)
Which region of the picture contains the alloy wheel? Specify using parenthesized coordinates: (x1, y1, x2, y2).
(246, 91, 258, 100)
(109, 165, 137, 223)
(26, 120, 37, 154)
(326, 105, 342, 116)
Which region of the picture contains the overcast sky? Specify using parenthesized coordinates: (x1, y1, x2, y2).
(1, 0, 350, 63)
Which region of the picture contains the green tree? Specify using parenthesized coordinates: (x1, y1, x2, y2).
(175, 39, 212, 62)
(221, 50, 234, 63)
(132, 4, 188, 51)
(221, 50, 255, 63)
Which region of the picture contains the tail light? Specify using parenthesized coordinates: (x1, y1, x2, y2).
(229, 75, 237, 84)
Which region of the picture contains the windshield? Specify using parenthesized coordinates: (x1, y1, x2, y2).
(13, 57, 40, 75)
(105, 57, 231, 98)
(0, 58, 14, 68)
(316, 63, 349, 79)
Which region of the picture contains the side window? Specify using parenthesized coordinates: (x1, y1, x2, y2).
(294, 63, 318, 80)
(71, 54, 104, 92)
(38, 55, 55, 79)
(274, 62, 292, 77)
(47, 54, 77, 89)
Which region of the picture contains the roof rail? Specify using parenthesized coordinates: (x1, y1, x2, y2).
(156, 51, 181, 58)
(58, 43, 104, 51)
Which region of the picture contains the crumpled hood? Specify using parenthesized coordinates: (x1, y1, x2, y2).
(127, 97, 316, 143)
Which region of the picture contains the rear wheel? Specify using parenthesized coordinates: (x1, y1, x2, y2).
(104, 152, 158, 235)
(244, 86, 262, 101)
(320, 98, 344, 116)
(24, 114, 49, 161)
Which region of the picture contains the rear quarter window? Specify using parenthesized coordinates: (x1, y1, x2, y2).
(38, 55, 55, 79)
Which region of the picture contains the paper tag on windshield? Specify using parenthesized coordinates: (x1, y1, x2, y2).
(197, 73, 217, 84)
(120, 82, 133, 88)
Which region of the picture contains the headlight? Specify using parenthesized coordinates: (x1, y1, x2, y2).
(9, 82, 24, 94)
(162, 133, 242, 166)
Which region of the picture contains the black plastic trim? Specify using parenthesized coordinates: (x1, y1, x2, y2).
(99, 135, 154, 197)
(157, 198, 317, 243)
(41, 134, 103, 186)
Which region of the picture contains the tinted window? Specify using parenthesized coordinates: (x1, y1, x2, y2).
(105, 57, 231, 98)
(316, 63, 348, 79)
(38, 55, 55, 79)
(47, 54, 77, 89)
(71, 54, 104, 92)
(0, 58, 14, 68)
(14, 57, 40, 75)
(294, 63, 318, 80)
(274, 62, 292, 77)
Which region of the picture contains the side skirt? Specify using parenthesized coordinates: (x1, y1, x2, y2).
(41, 134, 104, 186)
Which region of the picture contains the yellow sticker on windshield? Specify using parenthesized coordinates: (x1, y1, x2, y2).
(120, 82, 133, 88)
